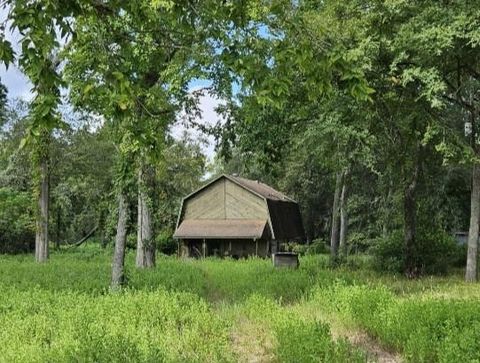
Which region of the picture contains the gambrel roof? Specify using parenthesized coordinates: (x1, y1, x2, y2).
(174, 175, 305, 241)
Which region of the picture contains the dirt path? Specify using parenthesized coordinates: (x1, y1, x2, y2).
(291, 303, 403, 363)
(230, 316, 276, 363)
(336, 330, 402, 363)
(197, 263, 401, 363)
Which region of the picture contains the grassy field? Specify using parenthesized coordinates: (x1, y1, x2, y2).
(1, 246, 479, 362)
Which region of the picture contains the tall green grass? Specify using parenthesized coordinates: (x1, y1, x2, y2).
(1, 246, 479, 362)
(312, 282, 480, 362)
(0, 287, 233, 362)
(241, 294, 366, 362)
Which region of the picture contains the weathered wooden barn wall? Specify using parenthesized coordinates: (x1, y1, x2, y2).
(225, 180, 268, 219)
(183, 178, 226, 219)
(183, 179, 269, 221)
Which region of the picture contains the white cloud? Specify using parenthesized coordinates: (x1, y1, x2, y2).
(171, 91, 225, 161)
(0, 2, 223, 161)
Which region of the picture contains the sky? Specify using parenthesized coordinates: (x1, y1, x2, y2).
(0, 65, 224, 161)
(0, 5, 225, 161)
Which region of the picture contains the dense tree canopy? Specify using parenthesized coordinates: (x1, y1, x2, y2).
(0, 0, 479, 282)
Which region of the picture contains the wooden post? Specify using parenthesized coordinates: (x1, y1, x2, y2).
(255, 239, 258, 257)
(229, 241, 232, 255)
(202, 239, 206, 258)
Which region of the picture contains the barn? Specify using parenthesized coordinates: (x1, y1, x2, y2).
(173, 174, 305, 258)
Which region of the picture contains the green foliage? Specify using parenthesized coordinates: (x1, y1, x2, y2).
(243, 294, 366, 363)
(2, 247, 480, 361)
(155, 228, 176, 255)
(0, 187, 34, 253)
(370, 229, 459, 275)
(313, 283, 480, 362)
(289, 239, 328, 256)
(0, 287, 233, 362)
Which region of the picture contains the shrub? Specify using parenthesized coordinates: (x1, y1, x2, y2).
(126, 233, 136, 250)
(291, 239, 328, 256)
(0, 187, 35, 254)
(156, 227, 177, 255)
(370, 229, 458, 275)
(451, 243, 467, 267)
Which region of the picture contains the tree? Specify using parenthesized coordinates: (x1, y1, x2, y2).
(371, 1, 480, 280)
(0, 0, 90, 262)
(64, 0, 268, 287)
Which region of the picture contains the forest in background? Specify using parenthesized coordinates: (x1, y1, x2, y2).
(0, 0, 479, 284)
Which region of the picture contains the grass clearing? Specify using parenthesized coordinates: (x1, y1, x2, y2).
(1, 246, 479, 362)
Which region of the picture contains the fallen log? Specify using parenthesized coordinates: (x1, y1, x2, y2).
(67, 226, 98, 248)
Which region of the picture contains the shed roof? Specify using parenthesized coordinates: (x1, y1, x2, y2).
(174, 219, 268, 239)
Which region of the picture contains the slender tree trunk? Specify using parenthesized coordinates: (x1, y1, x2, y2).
(339, 170, 349, 258)
(111, 192, 129, 289)
(330, 171, 343, 259)
(136, 167, 155, 268)
(55, 207, 61, 250)
(404, 155, 421, 278)
(99, 209, 108, 248)
(35, 157, 49, 262)
(466, 162, 480, 282)
(382, 182, 393, 238)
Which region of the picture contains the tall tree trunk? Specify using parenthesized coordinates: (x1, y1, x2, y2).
(35, 157, 49, 262)
(466, 162, 480, 282)
(404, 154, 421, 278)
(111, 192, 129, 289)
(339, 170, 349, 258)
(136, 167, 155, 268)
(55, 208, 61, 250)
(382, 182, 393, 238)
(330, 171, 343, 259)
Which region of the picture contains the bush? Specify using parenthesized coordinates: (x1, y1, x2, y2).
(156, 227, 177, 255)
(0, 188, 35, 254)
(290, 239, 328, 256)
(370, 229, 458, 275)
(451, 243, 468, 267)
(369, 231, 404, 274)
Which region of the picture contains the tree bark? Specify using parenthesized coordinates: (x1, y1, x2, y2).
(404, 155, 421, 278)
(55, 207, 61, 250)
(136, 167, 155, 268)
(339, 170, 349, 258)
(35, 157, 49, 262)
(382, 182, 393, 238)
(330, 171, 343, 259)
(111, 192, 129, 289)
(466, 162, 480, 282)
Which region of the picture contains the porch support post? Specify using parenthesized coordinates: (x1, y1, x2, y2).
(202, 239, 206, 258)
(255, 239, 258, 257)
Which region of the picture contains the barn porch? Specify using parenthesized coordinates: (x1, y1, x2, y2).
(180, 238, 270, 258)
(174, 219, 271, 258)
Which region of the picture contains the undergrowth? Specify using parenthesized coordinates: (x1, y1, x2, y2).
(1, 246, 478, 362)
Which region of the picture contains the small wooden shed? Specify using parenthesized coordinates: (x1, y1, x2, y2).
(174, 174, 305, 258)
